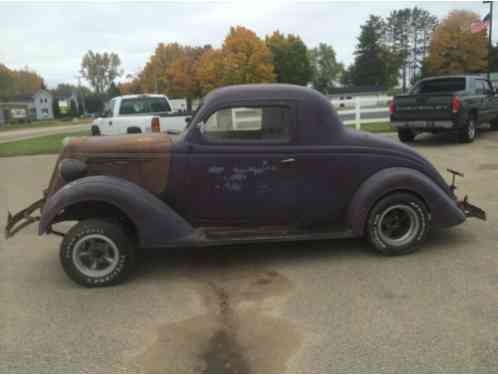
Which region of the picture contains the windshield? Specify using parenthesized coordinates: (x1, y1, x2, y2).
(411, 78, 466, 94)
(119, 97, 172, 115)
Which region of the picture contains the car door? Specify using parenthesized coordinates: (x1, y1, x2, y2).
(483, 79, 498, 123)
(184, 101, 299, 226)
(106, 98, 118, 135)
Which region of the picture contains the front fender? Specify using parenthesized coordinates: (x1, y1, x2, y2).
(39, 176, 193, 247)
(347, 167, 465, 237)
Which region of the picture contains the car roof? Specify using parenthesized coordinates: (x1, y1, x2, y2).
(203, 83, 326, 104)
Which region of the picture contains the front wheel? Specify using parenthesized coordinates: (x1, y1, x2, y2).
(60, 219, 136, 287)
(367, 192, 430, 256)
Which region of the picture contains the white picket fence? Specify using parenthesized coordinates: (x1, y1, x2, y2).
(335, 97, 392, 130)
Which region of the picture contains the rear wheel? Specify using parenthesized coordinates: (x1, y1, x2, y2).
(458, 116, 476, 143)
(60, 219, 136, 287)
(398, 129, 415, 143)
(91, 125, 101, 136)
(367, 192, 430, 256)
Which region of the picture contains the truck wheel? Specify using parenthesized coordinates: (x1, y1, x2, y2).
(366, 192, 430, 256)
(91, 125, 101, 136)
(60, 219, 136, 287)
(398, 129, 415, 143)
(491, 118, 498, 130)
(127, 127, 141, 134)
(458, 116, 476, 143)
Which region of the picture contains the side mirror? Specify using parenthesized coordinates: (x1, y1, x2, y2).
(185, 116, 191, 124)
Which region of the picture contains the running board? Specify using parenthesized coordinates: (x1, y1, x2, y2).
(155, 225, 354, 248)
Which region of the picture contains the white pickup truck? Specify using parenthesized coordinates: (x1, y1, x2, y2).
(91, 94, 190, 136)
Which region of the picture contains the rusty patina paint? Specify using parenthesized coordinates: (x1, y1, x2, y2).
(46, 134, 172, 197)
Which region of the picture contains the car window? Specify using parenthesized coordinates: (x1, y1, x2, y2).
(119, 97, 172, 115)
(201, 106, 291, 142)
(412, 78, 466, 94)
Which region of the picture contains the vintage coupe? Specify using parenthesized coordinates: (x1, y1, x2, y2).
(6, 84, 485, 287)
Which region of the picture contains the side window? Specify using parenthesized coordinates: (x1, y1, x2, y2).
(201, 106, 291, 142)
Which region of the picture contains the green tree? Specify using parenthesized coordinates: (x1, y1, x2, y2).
(52, 98, 60, 118)
(80, 50, 123, 95)
(107, 82, 121, 99)
(308, 43, 343, 93)
(265, 31, 312, 86)
(386, 7, 438, 91)
(69, 99, 79, 117)
(347, 15, 400, 89)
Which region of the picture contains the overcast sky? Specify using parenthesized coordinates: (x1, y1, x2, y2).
(0, 1, 493, 88)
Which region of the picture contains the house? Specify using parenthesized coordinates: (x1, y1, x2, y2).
(0, 89, 54, 121)
(328, 86, 389, 109)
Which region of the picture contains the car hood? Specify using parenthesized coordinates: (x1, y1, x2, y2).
(46, 133, 173, 197)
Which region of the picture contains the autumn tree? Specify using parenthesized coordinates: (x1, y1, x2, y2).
(308, 43, 343, 93)
(194, 49, 225, 96)
(265, 31, 312, 86)
(194, 26, 275, 95)
(221, 26, 275, 85)
(428, 10, 488, 75)
(119, 73, 145, 95)
(80, 50, 123, 95)
(0, 63, 14, 100)
(141, 43, 185, 94)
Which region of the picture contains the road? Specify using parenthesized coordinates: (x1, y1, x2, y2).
(0, 123, 91, 144)
(1, 131, 498, 372)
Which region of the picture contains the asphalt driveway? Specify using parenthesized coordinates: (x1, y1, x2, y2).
(1, 130, 498, 372)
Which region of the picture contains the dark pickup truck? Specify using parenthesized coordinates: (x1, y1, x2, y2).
(390, 75, 498, 143)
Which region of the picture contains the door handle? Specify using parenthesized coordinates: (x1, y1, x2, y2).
(280, 158, 296, 165)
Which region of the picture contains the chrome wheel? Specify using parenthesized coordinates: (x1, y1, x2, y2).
(72, 234, 119, 278)
(377, 204, 421, 247)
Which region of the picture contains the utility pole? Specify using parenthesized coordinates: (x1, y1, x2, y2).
(75, 74, 86, 114)
(484, 1, 494, 80)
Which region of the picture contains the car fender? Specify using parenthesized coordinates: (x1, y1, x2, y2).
(347, 167, 465, 237)
(39, 175, 193, 247)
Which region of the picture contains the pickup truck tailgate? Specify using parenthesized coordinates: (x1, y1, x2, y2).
(393, 94, 453, 121)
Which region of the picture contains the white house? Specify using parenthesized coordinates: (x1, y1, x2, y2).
(1, 89, 54, 121)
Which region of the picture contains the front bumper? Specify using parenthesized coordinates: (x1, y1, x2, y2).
(4, 197, 45, 239)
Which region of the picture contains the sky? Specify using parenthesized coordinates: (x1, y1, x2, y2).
(0, 1, 494, 88)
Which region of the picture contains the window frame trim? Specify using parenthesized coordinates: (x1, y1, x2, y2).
(193, 99, 297, 146)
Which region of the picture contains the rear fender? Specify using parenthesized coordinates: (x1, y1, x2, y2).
(347, 167, 465, 237)
(39, 176, 193, 247)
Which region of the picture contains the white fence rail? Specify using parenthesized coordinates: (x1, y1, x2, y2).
(335, 96, 392, 130)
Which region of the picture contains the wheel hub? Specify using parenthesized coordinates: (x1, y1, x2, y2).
(72, 234, 119, 278)
(377, 204, 421, 247)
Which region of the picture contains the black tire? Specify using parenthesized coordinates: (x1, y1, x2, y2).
(127, 127, 141, 134)
(491, 118, 498, 130)
(91, 125, 101, 136)
(60, 219, 135, 287)
(367, 192, 430, 256)
(458, 116, 476, 143)
(398, 129, 415, 143)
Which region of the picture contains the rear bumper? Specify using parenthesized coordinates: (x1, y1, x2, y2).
(391, 120, 455, 129)
(458, 196, 486, 221)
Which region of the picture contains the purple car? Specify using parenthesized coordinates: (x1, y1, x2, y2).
(6, 84, 485, 287)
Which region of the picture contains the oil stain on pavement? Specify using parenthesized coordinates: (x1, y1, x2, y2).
(129, 267, 301, 372)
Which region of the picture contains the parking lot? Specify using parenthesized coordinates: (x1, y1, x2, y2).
(1, 130, 498, 372)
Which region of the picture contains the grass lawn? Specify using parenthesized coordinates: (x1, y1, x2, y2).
(0, 118, 92, 133)
(346, 122, 394, 133)
(0, 130, 90, 158)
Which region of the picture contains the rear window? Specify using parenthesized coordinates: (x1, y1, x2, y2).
(412, 78, 466, 94)
(119, 97, 172, 115)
